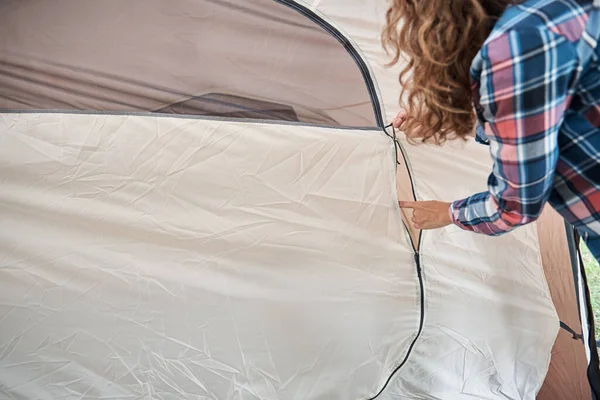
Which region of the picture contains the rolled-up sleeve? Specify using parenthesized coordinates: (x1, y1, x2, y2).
(452, 28, 578, 236)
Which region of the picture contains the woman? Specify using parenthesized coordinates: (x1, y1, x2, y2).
(385, 0, 600, 261)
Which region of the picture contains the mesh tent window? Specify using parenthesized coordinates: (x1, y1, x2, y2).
(0, 0, 379, 127)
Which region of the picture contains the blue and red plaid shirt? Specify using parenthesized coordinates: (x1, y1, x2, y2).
(450, 0, 600, 260)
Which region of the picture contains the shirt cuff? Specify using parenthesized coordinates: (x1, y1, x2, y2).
(449, 199, 471, 232)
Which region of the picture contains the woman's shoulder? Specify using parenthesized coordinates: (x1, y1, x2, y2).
(486, 0, 594, 44)
(470, 0, 595, 77)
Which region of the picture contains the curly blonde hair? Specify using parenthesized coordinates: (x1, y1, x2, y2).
(382, 0, 518, 143)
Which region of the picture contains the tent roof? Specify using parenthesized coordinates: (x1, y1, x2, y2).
(0, 0, 377, 127)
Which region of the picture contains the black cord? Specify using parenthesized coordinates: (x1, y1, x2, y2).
(560, 320, 584, 341)
(383, 123, 401, 166)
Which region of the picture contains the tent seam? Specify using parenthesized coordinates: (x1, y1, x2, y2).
(0, 109, 381, 132)
(363, 128, 427, 400)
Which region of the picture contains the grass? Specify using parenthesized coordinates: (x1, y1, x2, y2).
(581, 242, 600, 339)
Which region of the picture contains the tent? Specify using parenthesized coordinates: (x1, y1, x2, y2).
(0, 0, 598, 398)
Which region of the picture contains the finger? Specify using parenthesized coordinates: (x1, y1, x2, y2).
(392, 118, 404, 129)
(399, 201, 418, 209)
(392, 112, 406, 127)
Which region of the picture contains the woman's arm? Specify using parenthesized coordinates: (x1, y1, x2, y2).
(451, 27, 579, 235)
(400, 28, 579, 233)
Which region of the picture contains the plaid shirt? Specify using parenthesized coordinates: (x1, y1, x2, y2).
(450, 0, 600, 259)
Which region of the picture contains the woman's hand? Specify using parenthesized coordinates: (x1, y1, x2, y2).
(392, 111, 407, 129)
(399, 200, 453, 230)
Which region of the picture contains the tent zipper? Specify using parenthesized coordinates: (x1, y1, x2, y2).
(366, 127, 426, 399)
(366, 235, 425, 400)
(273, 0, 384, 128)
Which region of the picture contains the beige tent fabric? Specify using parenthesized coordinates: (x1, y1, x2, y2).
(0, 0, 591, 397)
(0, 0, 375, 127)
(385, 135, 558, 399)
(0, 112, 562, 399)
(393, 136, 591, 399)
(395, 148, 420, 249)
(537, 207, 591, 400)
(0, 113, 417, 399)
(316, 2, 591, 396)
(313, 0, 403, 125)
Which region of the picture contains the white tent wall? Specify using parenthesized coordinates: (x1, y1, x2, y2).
(382, 138, 558, 399)
(0, 0, 585, 399)
(309, 0, 592, 396)
(0, 110, 558, 399)
(0, 113, 419, 399)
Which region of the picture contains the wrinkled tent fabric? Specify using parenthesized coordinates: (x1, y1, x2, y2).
(388, 137, 557, 399)
(0, 112, 556, 400)
(0, 0, 595, 399)
(0, 114, 420, 399)
(317, 0, 595, 396)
